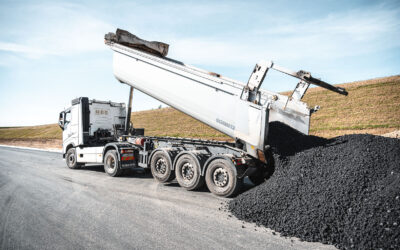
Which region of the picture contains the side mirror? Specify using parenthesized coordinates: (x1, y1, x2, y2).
(58, 112, 65, 130)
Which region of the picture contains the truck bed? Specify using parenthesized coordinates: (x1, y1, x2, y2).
(107, 42, 311, 158)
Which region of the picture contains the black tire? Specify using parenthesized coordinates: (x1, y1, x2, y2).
(249, 166, 274, 185)
(250, 153, 275, 185)
(66, 148, 82, 169)
(150, 151, 175, 183)
(249, 174, 265, 186)
(205, 158, 243, 197)
(104, 150, 123, 177)
(175, 154, 204, 191)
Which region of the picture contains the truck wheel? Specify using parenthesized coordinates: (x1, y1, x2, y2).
(104, 150, 123, 177)
(205, 159, 242, 197)
(175, 154, 204, 191)
(150, 151, 175, 183)
(250, 154, 275, 185)
(66, 148, 82, 169)
(249, 174, 265, 186)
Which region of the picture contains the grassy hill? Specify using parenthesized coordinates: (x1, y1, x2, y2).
(299, 75, 400, 137)
(1, 75, 399, 144)
(0, 124, 60, 139)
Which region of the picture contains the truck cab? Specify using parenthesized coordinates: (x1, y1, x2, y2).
(58, 97, 127, 164)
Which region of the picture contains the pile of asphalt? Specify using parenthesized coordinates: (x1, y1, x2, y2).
(229, 122, 400, 249)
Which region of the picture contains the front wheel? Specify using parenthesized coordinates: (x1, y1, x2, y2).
(205, 159, 242, 197)
(66, 148, 82, 169)
(104, 150, 123, 177)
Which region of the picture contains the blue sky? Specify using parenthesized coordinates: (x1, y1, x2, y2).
(0, 0, 399, 126)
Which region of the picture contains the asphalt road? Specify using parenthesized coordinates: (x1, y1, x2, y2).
(0, 146, 336, 250)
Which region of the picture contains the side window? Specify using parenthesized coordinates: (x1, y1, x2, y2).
(64, 111, 71, 128)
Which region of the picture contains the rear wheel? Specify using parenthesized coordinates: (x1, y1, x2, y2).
(249, 174, 265, 186)
(250, 153, 275, 185)
(66, 148, 82, 169)
(205, 159, 242, 197)
(175, 154, 204, 190)
(150, 151, 175, 183)
(104, 150, 123, 177)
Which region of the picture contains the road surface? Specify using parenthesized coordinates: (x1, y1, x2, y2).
(0, 146, 336, 250)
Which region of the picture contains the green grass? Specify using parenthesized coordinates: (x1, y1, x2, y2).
(1, 75, 399, 140)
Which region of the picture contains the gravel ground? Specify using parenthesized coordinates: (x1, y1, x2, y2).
(229, 122, 400, 249)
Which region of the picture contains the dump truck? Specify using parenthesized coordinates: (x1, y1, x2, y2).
(58, 29, 347, 197)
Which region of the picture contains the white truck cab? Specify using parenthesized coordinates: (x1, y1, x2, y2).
(59, 97, 126, 165)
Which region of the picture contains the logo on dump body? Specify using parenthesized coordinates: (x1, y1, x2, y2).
(95, 109, 109, 115)
(216, 118, 235, 130)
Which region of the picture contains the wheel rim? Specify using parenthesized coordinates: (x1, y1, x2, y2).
(155, 158, 167, 175)
(181, 162, 194, 181)
(68, 152, 75, 166)
(106, 154, 116, 172)
(213, 167, 229, 187)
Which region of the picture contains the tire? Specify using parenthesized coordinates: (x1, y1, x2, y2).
(249, 151, 275, 186)
(175, 154, 204, 191)
(150, 151, 175, 183)
(249, 174, 265, 186)
(104, 150, 123, 177)
(249, 166, 274, 185)
(66, 148, 82, 169)
(250, 153, 275, 185)
(205, 158, 243, 197)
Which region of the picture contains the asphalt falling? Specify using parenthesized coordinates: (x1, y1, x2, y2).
(229, 122, 400, 249)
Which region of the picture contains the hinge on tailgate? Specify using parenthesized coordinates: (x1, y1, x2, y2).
(283, 80, 311, 110)
(241, 61, 273, 103)
(247, 61, 273, 91)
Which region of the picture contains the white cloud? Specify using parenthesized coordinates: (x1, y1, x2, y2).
(0, 52, 27, 67)
(0, 2, 114, 58)
(169, 38, 250, 66)
(0, 42, 45, 56)
(0, 42, 48, 62)
(165, 6, 400, 67)
(3, 1, 398, 67)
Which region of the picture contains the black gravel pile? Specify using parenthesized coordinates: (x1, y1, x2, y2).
(229, 122, 400, 249)
(266, 121, 331, 157)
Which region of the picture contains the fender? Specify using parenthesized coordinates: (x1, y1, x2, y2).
(63, 142, 76, 158)
(102, 142, 135, 162)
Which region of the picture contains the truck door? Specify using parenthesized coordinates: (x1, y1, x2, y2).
(63, 106, 79, 150)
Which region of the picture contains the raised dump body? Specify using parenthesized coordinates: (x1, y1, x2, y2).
(106, 35, 347, 160)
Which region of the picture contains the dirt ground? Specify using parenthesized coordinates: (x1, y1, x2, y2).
(382, 130, 400, 139)
(0, 138, 62, 150)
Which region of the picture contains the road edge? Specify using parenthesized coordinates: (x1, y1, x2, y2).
(0, 144, 62, 153)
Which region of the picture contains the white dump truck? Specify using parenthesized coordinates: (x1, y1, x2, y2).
(58, 29, 347, 197)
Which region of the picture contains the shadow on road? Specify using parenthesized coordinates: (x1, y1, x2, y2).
(79, 165, 153, 178)
(76, 164, 256, 197)
(80, 165, 104, 172)
(123, 169, 153, 179)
